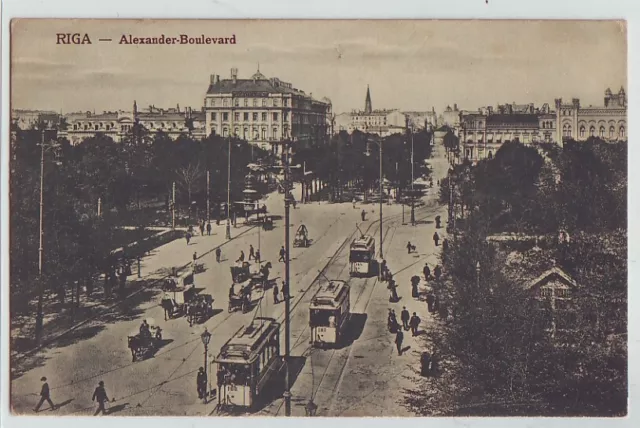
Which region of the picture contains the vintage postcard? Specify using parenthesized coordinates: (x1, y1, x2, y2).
(8, 19, 627, 417)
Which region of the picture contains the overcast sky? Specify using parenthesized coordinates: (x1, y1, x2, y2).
(11, 19, 626, 115)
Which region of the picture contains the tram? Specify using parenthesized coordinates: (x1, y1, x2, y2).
(214, 317, 281, 410)
(349, 235, 376, 277)
(310, 280, 350, 347)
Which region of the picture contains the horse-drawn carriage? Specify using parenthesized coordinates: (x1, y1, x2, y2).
(293, 224, 310, 247)
(227, 262, 267, 313)
(186, 294, 214, 326)
(263, 216, 274, 231)
(127, 325, 162, 362)
(161, 270, 196, 320)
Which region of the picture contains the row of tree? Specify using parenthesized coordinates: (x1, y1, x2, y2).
(412, 138, 627, 416)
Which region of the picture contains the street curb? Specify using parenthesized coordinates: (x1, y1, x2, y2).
(12, 225, 259, 361)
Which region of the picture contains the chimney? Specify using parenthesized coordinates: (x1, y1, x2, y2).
(216, 75, 220, 83)
(210, 74, 216, 85)
(453, 103, 458, 111)
(177, 103, 180, 112)
(231, 67, 238, 84)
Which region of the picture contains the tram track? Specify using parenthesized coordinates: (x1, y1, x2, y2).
(264, 200, 442, 416)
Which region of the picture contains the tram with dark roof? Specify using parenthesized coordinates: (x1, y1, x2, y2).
(310, 280, 350, 347)
(214, 317, 281, 410)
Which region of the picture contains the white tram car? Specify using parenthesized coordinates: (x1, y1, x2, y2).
(349, 235, 376, 277)
(214, 317, 281, 410)
(310, 280, 350, 347)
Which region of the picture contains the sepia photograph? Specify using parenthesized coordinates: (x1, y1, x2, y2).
(7, 19, 627, 417)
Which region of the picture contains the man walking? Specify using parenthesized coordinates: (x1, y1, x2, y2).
(192, 252, 197, 273)
(215, 247, 221, 263)
(92, 381, 109, 416)
(361, 209, 366, 221)
(273, 283, 280, 304)
(395, 329, 404, 356)
(34, 377, 55, 412)
(278, 246, 286, 262)
(196, 367, 207, 400)
(434, 265, 442, 281)
(185, 231, 191, 246)
(400, 307, 410, 331)
(249, 245, 255, 261)
(255, 249, 261, 264)
(433, 231, 440, 247)
(206, 222, 212, 236)
(409, 312, 421, 337)
(199, 222, 205, 236)
(406, 241, 413, 254)
(423, 263, 431, 281)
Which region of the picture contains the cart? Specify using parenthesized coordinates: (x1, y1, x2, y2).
(293, 224, 310, 247)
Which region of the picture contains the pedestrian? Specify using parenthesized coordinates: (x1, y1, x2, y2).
(406, 241, 413, 254)
(237, 250, 245, 263)
(199, 223, 205, 236)
(249, 245, 255, 261)
(282, 280, 289, 301)
(215, 247, 221, 263)
(435, 215, 441, 229)
(387, 309, 395, 332)
(400, 307, 410, 331)
(434, 265, 442, 281)
(420, 351, 432, 377)
(427, 292, 435, 313)
(278, 246, 286, 262)
(411, 276, 420, 298)
(206, 222, 212, 236)
(196, 367, 207, 400)
(92, 381, 109, 416)
(185, 232, 191, 245)
(387, 279, 399, 302)
(192, 252, 198, 272)
(352, 197, 357, 209)
(361, 209, 366, 221)
(379, 259, 387, 281)
(273, 283, 280, 304)
(409, 312, 421, 337)
(395, 329, 404, 356)
(442, 238, 449, 253)
(255, 249, 261, 263)
(34, 377, 55, 412)
(423, 263, 431, 281)
(433, 231, 440, 246)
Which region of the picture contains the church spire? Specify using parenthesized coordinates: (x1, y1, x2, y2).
(364, 85, 372, 114)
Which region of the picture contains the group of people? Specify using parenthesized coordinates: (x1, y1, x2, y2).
(34, 377, 110, 416)
(387, 308, 421, 356)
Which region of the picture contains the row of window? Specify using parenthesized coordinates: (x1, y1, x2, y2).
(214, 125, 290, 140)
(541, 121, 554, 129)
(211, 97, 289, 108)
(562, 124, 625, 138)
(211, 112, 284, 122)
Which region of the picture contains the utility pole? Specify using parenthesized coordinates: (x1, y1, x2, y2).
(283, 140, 292, 416)
(97, 197, 102, 217)
(172, 181, 176, 229)
(206, 170, 210, 225)
(226, 137, 231, 240)
(410, 128, 416, 226)
(379, 139, 383, 259)
(35, 131, 45, 344)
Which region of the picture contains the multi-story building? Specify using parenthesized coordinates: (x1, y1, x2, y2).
(441, 104, 461, 128)
(11, 109, 60, 130)
(63, 102, 206, 144)
(203, 67, 332, 154)
(403, 108, 438, 131)
(459, 103, 556, 162)
(555, 87, 627, 143)
(334, 86, 407, 137)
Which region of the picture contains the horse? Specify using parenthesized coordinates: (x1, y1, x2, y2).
(161, 298, 178, 320)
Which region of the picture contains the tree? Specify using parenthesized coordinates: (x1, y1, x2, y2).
(175, 161, 205, 206)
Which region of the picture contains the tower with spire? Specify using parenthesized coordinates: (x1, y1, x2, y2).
(364, 85, 372, 114)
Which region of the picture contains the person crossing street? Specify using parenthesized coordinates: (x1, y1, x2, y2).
(433, 231, 440, 246)
(395, 329, 404, 356)
(215, 247, 221, 263)
(196, 367, 207, 401)
(206, 222, 212, 236)
(92, 381, 109, 416)
(409, 312, 421, 336)
(278, 246, 286, 262)
(33, 377, 56, 412)
(400, 307, 410, 331)
(249, 245, 255, 261)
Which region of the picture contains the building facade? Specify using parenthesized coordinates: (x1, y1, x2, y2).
(459, 103, 556, 162)
(334, 85, 407, 137)
(555, 87, 627, 143)
(63, 102, 206, 144)
(11, 109, 60, 130)
(203, 67, 332, 154)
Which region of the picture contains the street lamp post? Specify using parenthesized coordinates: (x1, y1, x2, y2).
(201, 327, 212, 401)
(226, 137, 231, 240)
(35, 132, 46, 344)
(410, 128, 416, 226)
(172, 181, 176, 229)
(476, 261, 481, 289)
(206, 170, 210, 225)
(283, 141, 292, 416)
(378, 138, 383, 259)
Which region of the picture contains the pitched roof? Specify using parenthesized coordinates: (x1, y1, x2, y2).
(524, 266, 578, 290)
